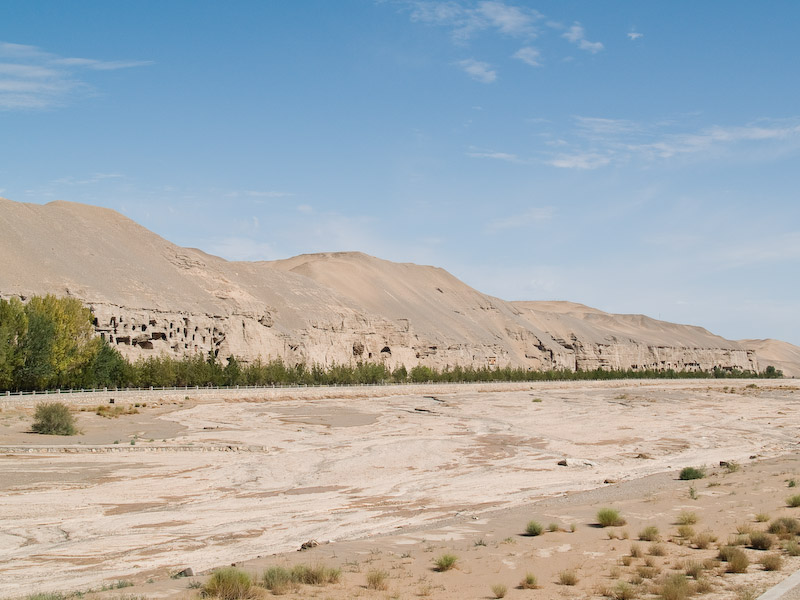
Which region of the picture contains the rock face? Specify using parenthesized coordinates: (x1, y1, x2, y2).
(0, 197, 796, 374)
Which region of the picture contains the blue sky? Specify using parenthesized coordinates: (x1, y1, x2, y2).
(2, 1, 799, 345)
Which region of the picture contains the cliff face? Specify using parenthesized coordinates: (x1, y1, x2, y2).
(0, 197, 792, 374)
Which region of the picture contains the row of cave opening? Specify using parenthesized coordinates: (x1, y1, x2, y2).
(353, 341, 391, 359)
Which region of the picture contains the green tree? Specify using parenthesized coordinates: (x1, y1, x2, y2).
(0, 298, 27, 390)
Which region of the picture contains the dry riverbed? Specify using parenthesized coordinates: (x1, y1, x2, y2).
(1, 379, 799, 599)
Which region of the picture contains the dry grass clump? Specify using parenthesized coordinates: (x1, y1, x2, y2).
(676, 525, 695, 539)
(597, 508, 626, 527)
(263, 566, 294, 594)
(755, 512, 770, 523)
(203, 567, 254, 600)
(679, 467, 705, 480)
(676, 511, 698, 525)
(784, 539, 800, 556)
(649, 543, 666, 557)
(748, 531, 775, 550)
(691, 531, 716, 549)
(607, 581, 638, 599)
(434, 553, 458, 572)
(366, 569, 389, 591)
(629, 543, 644, 558)
(760, 554, 783, 571)
(659, 573, 691, 600)
(290, 564, 341, 585)
(519, 573, 537, 589)
(693, 578, 714, 594)
(768, 516, 800, 536)
(548, 522, 560, 532)
(525, 520, 544, 536)
(684, 560, 704, 579)
(639, 526, 661, 542)
(725, 549, 750, 573)
(491, 583, 507, 598)
(95, 404, 139, 418)
(636, 565, 660, 580)
(787, 494, 800, 507)
(558, 569, 578, 586)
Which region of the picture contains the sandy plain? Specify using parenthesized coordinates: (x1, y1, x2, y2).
(1, 380, 800, 599)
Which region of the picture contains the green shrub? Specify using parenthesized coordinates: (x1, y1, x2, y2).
(434, 553, 458, 572)
(548, 522, 560, 532)
(525, 520, 544, 536)
(639, 526, 660, 541)
(263, 566, 293, 593)
(748, 531, 774, 550)
(366, 569, 389, 591)
(203, 567, 253, 600)
(676, 525, 695, 539)
(597, 508, 626, 527)
(31, 402, 77, 435)
(785, 540, 800, 556)
(788, 495, 800, 508)
(679, 467, 705, 480)
(676, 511, 698, 525)
(726, 549, 749, 573)
(491, 583, 507, 598)
(519, 572, 537, 589)
(610, 581, 638, 600)
(755, 513, 770, 523)
(290, 564, 340, 585)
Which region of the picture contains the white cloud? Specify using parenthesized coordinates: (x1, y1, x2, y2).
(486, 206, 554, 232)
(466, 148, 522, 162)
(628, 31, 643, 40)
(547, 152, 612, 169)
(457, 58, 497, 83)
(476, 1, 540, 36)
(408, 0, 541, 39)
(562, 22, 604, 53)
(0, 41, 151, 110)
(513, 46, 542, 67)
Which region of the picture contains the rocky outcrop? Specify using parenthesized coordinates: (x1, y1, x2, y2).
(0, 197, 793, 374)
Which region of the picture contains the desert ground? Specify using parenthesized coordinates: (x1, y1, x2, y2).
(2, 380, 800, 599)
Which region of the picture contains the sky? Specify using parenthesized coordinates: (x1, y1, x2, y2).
(1, 1, 799, 346)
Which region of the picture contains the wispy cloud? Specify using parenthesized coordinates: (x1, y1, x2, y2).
(456, 58, 497, 83)
(466, 147, 522, 162)
(408, 1, 541, 40)
(547, 152, 612, 169)
(627, 31, 643, 41)
(513, 46, 542, 67)
(562, 22, 604, 53)
(0, 41, 152, 110)
(486, 206, 554, 232)
(224, 190, 294, 201)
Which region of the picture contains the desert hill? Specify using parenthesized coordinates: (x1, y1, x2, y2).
(0, 197, 796, 374)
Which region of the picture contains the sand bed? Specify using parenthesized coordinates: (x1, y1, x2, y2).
(0, 380, 798, 597)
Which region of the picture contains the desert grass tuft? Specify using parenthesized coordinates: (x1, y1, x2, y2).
(434, 553, 458, 572)
(203, 567, 254, 600)
(768, 517, 800, 536)
(491, 583, 507, 598)
(558, 569, 578, 586)
(784, 540, 800, 556)
(787, 494, 800, 507)
(755, 513, 770, 523)
(608, 581, 638, 599)
(519, 573, 537, 589)
(639, 526, 660, 542)
(761, 554, 783, 571)
(684, 560, 704, 579)
(366, 569, 389, 591)
(691, 531, 716, 549)
(659, 573, 691, 600)
(629, 543, 643, 558)
(748, 531, 775, 550)
(676, 525, 695, 539)
(597, 508, 626, 527)
(263, 566, 294, 594)
(525, 520, 544, 536)
(649, 543, 666, 557)
(726, 549, 750, 573)
(676, 511, 698, 525)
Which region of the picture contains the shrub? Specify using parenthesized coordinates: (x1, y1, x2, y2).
(203, 567, 253, 600)
(787, 494, 800, 507)
(639, 526, 660, 541)
(761, 554, 782, 571)
(263, 566, 293, 593)
(726, 549, 749, 573)
(548, 522, 560, 532)
(629, 543, 643, 558)
(491, 583, 507, 598)
(676, 511, 698, 525)
(290, 564, 340, 585)
(755, 513, 770, 523)
(684, 560, 704, 579)
(636, 565, 659, 580)
(434, 553, 457, 572)
(693, 578, 713, 594)
(519, 572, 537, 589)
(784, 540, 800, 556)
(691, 531, 716, 549)
(768, 517, 800, 536)
(649, 543, 666, 556)
(610, 581, 638, 599)
(31, 402, 77, 435)
(558, 569, 578, 586)
(597, 508, 626, 527)
(525, 520, 544, 536)
(366, 569, 389, 591)
(677, 525, 695, 539)
(659, 573, 690, 600)
(679, 467, 705, 480)
(748, 531, 774, 550)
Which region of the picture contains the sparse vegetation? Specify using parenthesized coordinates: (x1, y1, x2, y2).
(519, 572, 538, 589)
(659, 573, 690, 600)
(787, 494, 800, 507)
(597, 508, 626, 527)
(630, 543, 643, 558)
(31, 401, 77, 436)
(684, 560, 704, 579)
(491, 583, 507, 598)
(679, 467, 705, 480)
(676, 511, 698, 525)
(768, 516, 800, 536)
(676, 525, 695, 539)
(725, 549, 750, 573)
(290, 564, 340, 585)
(785, 540, 800, 556)
(649, 543, 666, 556)
(263, 566, 294, 594)
(548, 522, 560, 532)
(748, 531, 774, 550)
(525, 520, 544, 536)
(755, 512, 770, 522)
(434, 553, 458, 572)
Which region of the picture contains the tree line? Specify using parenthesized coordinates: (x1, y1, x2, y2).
(0, 295, 784, 392)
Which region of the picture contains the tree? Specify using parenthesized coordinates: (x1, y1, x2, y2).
(0, 298, 27, 390)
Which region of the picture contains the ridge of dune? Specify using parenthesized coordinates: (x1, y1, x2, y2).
(0, 197, 797, 375)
